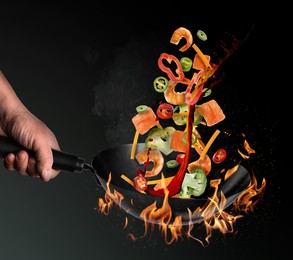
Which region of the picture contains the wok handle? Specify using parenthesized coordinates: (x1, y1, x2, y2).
(0, 135, 85, 173)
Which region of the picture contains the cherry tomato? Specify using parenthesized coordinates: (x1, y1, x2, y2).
(212, 148, 227, 164)
(176, 153, 185, 164)
(156, 102, 174, 119)
(133, 174, 148, 192)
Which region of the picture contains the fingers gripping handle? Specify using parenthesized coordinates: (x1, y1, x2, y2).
(0, 136, 85, 173)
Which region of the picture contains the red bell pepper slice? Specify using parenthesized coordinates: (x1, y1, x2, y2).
(158, 53, 185, 82)
(185, 71, 205, 105)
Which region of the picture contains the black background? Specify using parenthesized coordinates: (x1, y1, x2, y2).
(0, 3, 279, 260)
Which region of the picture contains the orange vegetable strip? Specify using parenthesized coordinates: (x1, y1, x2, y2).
(147, 176, 174, 185)
(192, 43, 212, 69)
(130, 130, 140, 159)
(199, 129, 220, 161)
(172, 112, 189, 117)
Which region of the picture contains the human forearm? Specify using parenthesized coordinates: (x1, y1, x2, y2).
(0, 70, 27, 128)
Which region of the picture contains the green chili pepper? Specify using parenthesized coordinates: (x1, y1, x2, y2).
(181, 131, 197, 145)
(153, 76, 168, 93)
(180, 57, 193, 72)
(196, 30, 207, 41)
(136, 105, 148, 114)
(166, 160, 179, 168)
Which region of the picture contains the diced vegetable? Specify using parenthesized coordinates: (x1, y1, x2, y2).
(198, 99, 225, 127)
(132, 107, 159, 135)
(170, 130, 188, 153)
(193, 53, 211, 71)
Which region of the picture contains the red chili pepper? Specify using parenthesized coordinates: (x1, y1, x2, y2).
(133, 174, 148, 192)
(158, 53, 185, 82)
(146, 104, 195, 197)
(156, 102, 174, 119)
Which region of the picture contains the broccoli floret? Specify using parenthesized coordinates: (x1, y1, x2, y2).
(178, 167, 207, 198)
(145, 126, 175, 155)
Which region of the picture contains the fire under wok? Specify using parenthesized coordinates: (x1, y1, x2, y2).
(0, 136, 251, 226)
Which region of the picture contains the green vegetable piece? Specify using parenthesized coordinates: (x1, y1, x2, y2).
(172, 104, 188, 126)
(145, 126, 176, 155)
(153, 76, 168, 93)
(193, 109, 203, 126)
(166, 160, 179, 168)
(196, 30, 207, 41)
(179, 168, 207, 197)
(136, 105, 148, 114)
(180, 57, 193, 72)
(203, 88, 212, 97)
(181, 131, 197, 145)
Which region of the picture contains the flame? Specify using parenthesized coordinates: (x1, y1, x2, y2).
(224, 164, 240, 181)
(238, 137, 256, 159)
(96, 165, 266, 246)
(233, 172, 266, 213)
(95, 172, 124, 215)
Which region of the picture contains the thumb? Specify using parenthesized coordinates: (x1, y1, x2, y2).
(34, 144, 54, 182)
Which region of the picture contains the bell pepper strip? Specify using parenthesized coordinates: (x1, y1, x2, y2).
(170, 27, 193, 52)
(158, 53, 185, 82)
(146, 104, 195, 197)
(185, 71, 205, 105)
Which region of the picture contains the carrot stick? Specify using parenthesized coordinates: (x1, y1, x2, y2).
(130, 130, 139, 159)
(199, 129, 220, 161)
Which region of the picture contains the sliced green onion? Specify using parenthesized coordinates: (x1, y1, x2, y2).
(136, 105, 148, 114)
(166, 160, 179, 168)
(196, 30, 207, 41)
(180, 57, 193, 72)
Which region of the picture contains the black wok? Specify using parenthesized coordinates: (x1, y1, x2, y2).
(0, 136, 251, 226)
